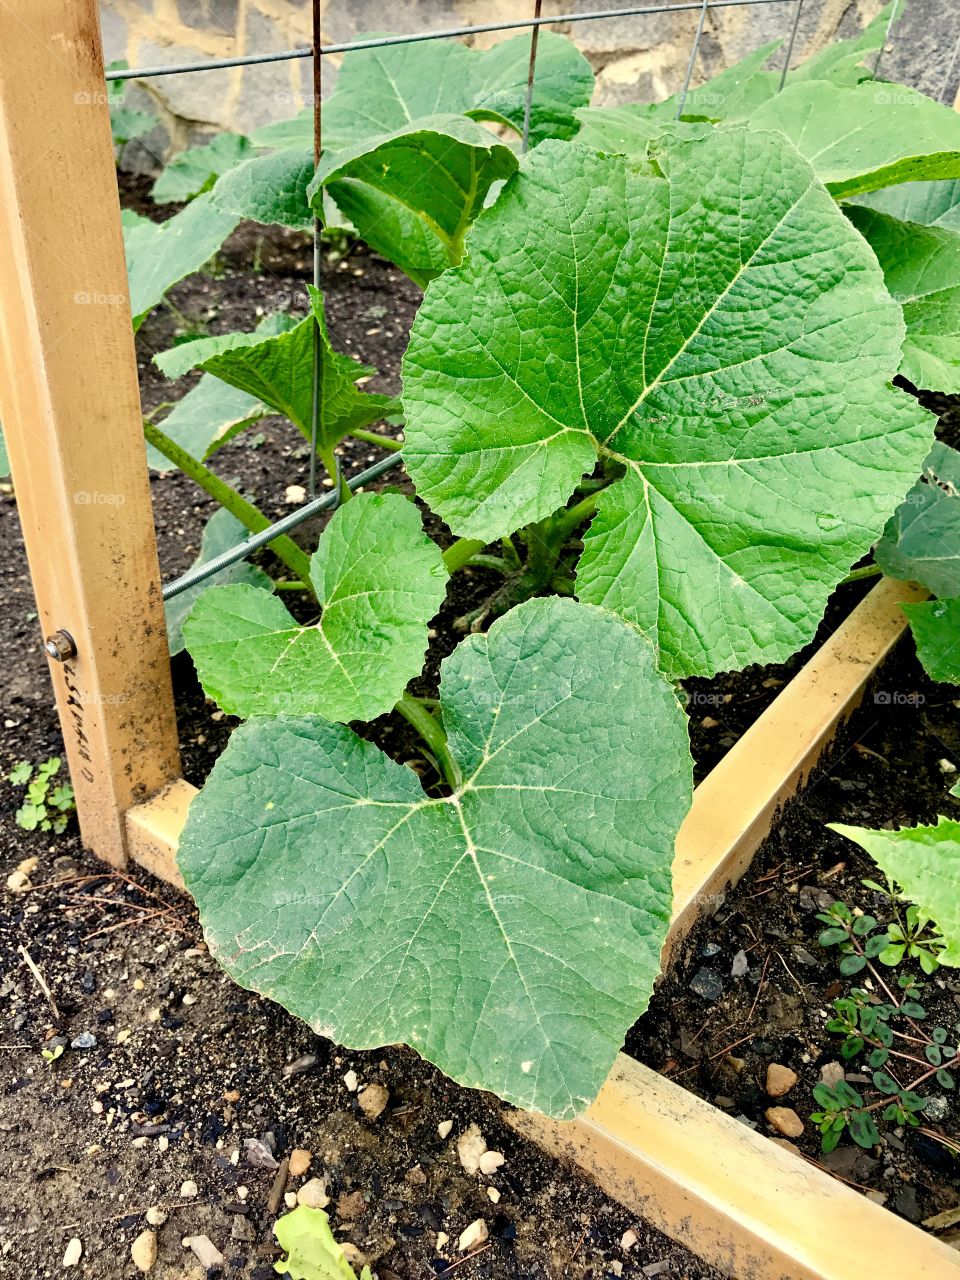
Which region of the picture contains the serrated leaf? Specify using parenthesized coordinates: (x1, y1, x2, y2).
(573, 108, 714, 154)
(272, 1204, 372, 1280)
(153, 132, 253, 204)
(747, 81, 960, 199)
(165, 509, 273, 658)
(211, 150, 315, 230)
(310, 115, 518, 286)
(155, 289, 395, 450)
(178, 596, 693, 1117)
(123, 195, 239, 330)
(254, 32, 593, 153)
(902, 597, 960, 684)
(145, 375, 267, 472)
(830, 819, 960, 966)
(184, 493, 447, 722)
(875, 442, 960, 596)
(846, 208, 960, 392)
(402, 130, 932, 679)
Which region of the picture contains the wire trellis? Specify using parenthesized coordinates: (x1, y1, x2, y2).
(141, 0, 822, 601)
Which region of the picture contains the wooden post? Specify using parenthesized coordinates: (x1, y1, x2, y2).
(0, 0, 182, 865)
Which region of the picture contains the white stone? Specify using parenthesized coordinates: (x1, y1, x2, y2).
(437, 1119, 453, 1140)
(343, 1069, 359, 1092)
(297, 1177, 330, 1209)
(457, 1219, 489, 1252)
(478, 1150, 505, 1175)
(180, 1179, 198, 1198)
(63, 1238, 82, 1267)
(456, 1123, 487, 1175)
(131, 1230, 158, 1273)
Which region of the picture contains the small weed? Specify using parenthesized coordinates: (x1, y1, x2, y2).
(8, 757, 75, 834)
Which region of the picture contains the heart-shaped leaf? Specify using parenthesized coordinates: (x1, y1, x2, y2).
(184, 493, 447, 722)
(853, 179, 960, 231)
(155, 288, 396, 452)
(402, 130, 932, 678)
(309, 116, 518, 286)
(153, 133, 253, 204)
(211, 150, 315, 230)
(875, 442, 960, 597)
(165, 509, 273, 657)
(830, 819, 960, 966)
(847, 207, 960, 392)
(178, 596, 692, 1117)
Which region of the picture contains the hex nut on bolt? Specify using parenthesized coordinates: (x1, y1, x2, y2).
(44, 630, 77, 662)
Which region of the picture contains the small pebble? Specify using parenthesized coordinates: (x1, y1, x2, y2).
(765, 1106, 804, 1138)
(285, 484, 307, 504)
(70, 1032, 97, 1051)
(358, 1083, 389, 1120)
(436, 1232, 449, 1250)
(688, 967, 724, 1001)
(765, 1063, 798, 1098)
(457, 1219, 488, 1252)
(288, 1148, 311, 1177)
(180, 1179, 198, 1199)
(819, 1061, 845, 1088)
(457, 1124, 487, 1175)
(184, 1236, 224, 1270)
(621, 1229, 638, 1252)
(63, 1238, 82, 1267)
(730, 949, 749, 978)
(145, 1207, 167, 1227)
(284, 1192, 297, 1209)
(282, 1054, 317, 1079)
(131, 1229, 157, 1273)
(487, 1187, 500, 1204)
(343, 1069, 359, 1092)
(437, 1120, 453, 1140)
(297, 1177, 330, 1209)
(478, 1151, 505, 1175)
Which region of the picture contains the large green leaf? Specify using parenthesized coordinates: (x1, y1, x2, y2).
(253, 31, 593, 153)
(875, 442, 960, 596)
(145, 375, 267, 472)
(901, 597, 960, 683)
(573, 109, 712, 154)
(178, 596, 692, 1117)
(402, 131, 933, 679)
(184, 493, 447, 721)
(153, 133, 252, 204)
(829, 818, 960, 967)
(853, 179, 960, 231)
(123, 195, 239, 330)
(747, 81, 960, 199)
(846, 206, 960, 392)
(211, 150, 315, 230)
(165, 509, 273, 658)
(309, 115, 518, 286)
(155, 289, 396, 450)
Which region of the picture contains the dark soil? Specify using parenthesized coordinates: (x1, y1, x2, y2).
(2, 178, 958, 1278)
(630, 642, 960, 1233)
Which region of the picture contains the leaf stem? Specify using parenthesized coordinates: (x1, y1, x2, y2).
(347, 427, 404, 452)
(394, 692, 461, 790)
(840, 562, 883, 585)
(443, 538, 487, 574)
(143, 421, 314, 589)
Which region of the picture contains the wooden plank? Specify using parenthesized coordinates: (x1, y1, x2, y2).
(125, 779, 197, 889)
(668, 575, 927, 954)
(0, 0, 182, 865)
(509, 1054, 960, 1280)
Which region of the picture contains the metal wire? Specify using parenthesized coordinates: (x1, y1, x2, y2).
(778, 0, 804, 90)
(676, 0, 709, 117)
(521, 0, 545, 153)
(105, 0, 797, 81)
(162, 453, 404, 601)
(872, 0, 900, 79)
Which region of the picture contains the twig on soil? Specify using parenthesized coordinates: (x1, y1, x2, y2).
(18, 944, 60, 1022)
(437, 1244, 492, 1275)
(746, 951, 771, 1023)
(570, 1224, 590, 1260)
(773, 950, 807, 996)
(83, 906, 179, 940)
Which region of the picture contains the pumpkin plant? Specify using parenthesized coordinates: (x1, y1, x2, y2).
(144, 14, 960, 1118)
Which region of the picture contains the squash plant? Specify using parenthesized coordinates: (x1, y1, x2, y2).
(153, 17, 960, 1118)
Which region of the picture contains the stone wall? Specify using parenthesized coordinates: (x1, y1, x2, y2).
(100, 0, 956, 167)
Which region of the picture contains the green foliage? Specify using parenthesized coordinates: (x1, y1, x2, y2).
(402, 130, 933, 679)
(123, 196, 239, 330)
(106, 61, 158, 148)
(830, 820, 960, 965)
(855, 179, 960, 231)
(211, 151, 315, 230)
(165, 508, 274, 657)
(153, 133, 252, 204)
(273, 1204, 371, 1279)
(846, 207, 960, 392)
(900, 598, 960, 684)
(178, 596, 692, 1118)
(309, 117, 518, 286)
(875, 442, 960, 597)
(144, 375, 268, 473)
(8, 758, 75, 834)
(155, 289, 396, 457)
(184, 494, 447, 722)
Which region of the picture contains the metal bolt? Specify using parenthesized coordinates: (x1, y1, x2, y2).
(44, 630, 77, 662)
